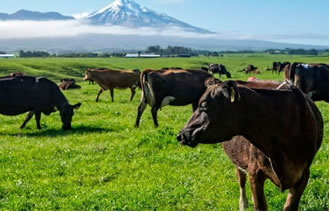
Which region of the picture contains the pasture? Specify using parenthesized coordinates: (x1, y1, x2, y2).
(0, 54, 328, 210)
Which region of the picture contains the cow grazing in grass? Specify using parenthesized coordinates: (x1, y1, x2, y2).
(240, 64, 260, 74)
(177, 80, 323, 210)
(58, 78, 81, 90)
(208, 64, 232, 78)
(135, 69, 212, 127)
(83, 68, 141, 102)
(0, 76, 81, 130)
(287, 63, 329, 102)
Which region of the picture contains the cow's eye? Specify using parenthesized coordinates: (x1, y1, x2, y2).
(200, 102, 208, 111)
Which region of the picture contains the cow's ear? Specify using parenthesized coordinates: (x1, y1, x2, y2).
(72, 103, 81, 110)
(224, 80, 240, 103)
(205, 78, 221, 87)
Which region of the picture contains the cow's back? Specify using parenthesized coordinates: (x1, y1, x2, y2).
(90, 70, 140, 89)
(0, 76, 58, 115)
(143, 69, 211, 106)
(294, 63, 329, 101)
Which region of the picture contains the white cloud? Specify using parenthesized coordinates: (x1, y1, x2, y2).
(0, 20, 327, 46)
(72, 12, 90, 20)
(0, 20, 217, 39)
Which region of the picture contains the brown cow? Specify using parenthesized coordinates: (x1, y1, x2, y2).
(177, 80, 323, 210)
(240, 64, 259, 74)
(83, 68, 141, 102)
(222, 79, 289, 210)
(58, 79, 81, 90)
(134, 69, 212, 127)
(161, 67, 183, 70)
(287, 63, 329, 102)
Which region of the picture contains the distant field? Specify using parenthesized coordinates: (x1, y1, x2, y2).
(0, 54, 328, 210)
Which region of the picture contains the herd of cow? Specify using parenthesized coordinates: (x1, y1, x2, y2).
(0, 61, 328, 211)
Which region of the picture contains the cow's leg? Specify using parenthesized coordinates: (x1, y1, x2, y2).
(151, 106, 159, 128)
(96, 88, 104, 102)
(249, 171, 267, 211)
(135, 100, 147, 128)
(35, 112, 42, 130)
(192, 102, 198, 112)
(20, 111, 34, 129)
(283, 170, 310, 211)
(236, 168, 249, 211)
(110, 88, 114, 102)
(129, 87, 136, 101)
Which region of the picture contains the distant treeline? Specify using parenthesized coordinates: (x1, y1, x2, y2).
(9, 47, 329, 58)
(19, 50, 50, 57)
(145, 45, 199, 56)
(266, 48, 328, 55)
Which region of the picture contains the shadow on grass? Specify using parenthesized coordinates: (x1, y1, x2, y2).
(2, 125, 114, 137)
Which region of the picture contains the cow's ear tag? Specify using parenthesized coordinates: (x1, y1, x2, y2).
(230, 87, 236, 103)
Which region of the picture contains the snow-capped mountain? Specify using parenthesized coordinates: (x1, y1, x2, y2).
(85, 0, 212, 33)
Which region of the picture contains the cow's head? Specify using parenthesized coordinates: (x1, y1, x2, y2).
(60, 103, 81, 130)
(83, 69, 92, 81)
(209, 64, 219, 73)
(177, 80, 241, 148)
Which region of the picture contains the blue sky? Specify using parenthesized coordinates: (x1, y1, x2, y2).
(0, 0, 328, 45)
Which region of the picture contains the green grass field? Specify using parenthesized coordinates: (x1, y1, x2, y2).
(0, 54, 328, 210)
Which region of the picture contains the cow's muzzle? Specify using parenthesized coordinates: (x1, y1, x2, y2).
(177, 130, 199, 148)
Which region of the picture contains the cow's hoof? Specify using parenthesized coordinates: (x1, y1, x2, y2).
(134, 124, 139, 128)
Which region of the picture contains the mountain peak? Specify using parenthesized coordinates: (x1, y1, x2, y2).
(85, 0, 212, 33)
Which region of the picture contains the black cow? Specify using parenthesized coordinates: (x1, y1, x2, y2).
(208, 64, 231, 78)
(0, 76, 81, 130)
(135, 69, 212, 127)
(288, 63, 329, 102)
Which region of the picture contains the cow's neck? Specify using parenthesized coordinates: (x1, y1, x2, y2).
(90, 72, 108, 88)
(236, 88, 311, 189)
(52, 87, 69, 111)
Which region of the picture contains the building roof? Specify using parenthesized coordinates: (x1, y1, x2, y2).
(0, 54, 15, 57)
(125, 53, 160, 58)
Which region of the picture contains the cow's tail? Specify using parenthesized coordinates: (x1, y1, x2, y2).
(140, 71, 155, 107)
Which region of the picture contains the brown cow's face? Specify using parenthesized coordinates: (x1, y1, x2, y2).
(177, 81, 241, 148)
(83, 70, 92, 81)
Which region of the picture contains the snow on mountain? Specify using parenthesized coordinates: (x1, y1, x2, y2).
(84, 0, 212, 33)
